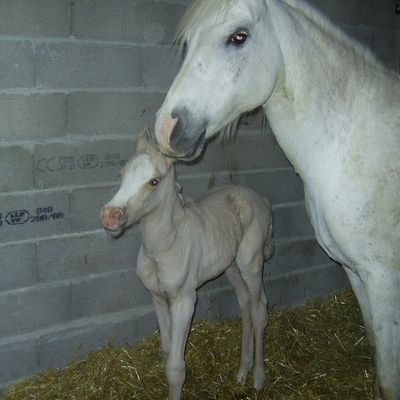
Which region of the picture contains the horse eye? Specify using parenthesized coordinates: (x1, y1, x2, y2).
(149, 178, 160, 186)
(229, 31, 248, 45)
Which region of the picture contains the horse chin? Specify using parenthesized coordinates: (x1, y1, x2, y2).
(163, 133, 206, 162)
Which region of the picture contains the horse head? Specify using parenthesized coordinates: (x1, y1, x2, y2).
(155, 0, 283, 160)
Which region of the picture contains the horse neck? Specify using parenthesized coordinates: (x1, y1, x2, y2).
(264, 0, 380, 181)
(139, 166, 184, 255)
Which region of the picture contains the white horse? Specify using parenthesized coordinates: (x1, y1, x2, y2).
(101, 129, 275, 400)
(154, 1, 400, 399)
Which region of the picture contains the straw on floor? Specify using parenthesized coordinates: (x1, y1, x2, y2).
(3, 290, 375, 400)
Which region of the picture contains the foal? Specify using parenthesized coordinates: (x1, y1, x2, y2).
(101, 129, 274, 399)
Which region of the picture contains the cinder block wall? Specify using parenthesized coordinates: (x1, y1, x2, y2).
(0, 0, 398, 389)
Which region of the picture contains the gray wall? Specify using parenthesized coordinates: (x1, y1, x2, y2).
(0, 0, 398, 390)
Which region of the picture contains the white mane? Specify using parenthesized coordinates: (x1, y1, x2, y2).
(280, 0, 388, 73)
(174, 0, 232, 50)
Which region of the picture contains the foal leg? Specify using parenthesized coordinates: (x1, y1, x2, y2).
(166, 292, 196, 400)
(237, 255, 268, 390)
(362, 267, 400, 400)
(152, 294, 171, 358)
(225, 263, 254, 385)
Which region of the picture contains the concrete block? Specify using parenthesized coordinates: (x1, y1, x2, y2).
(33, 138, 135, 188)
(266, 238, 332, 278)
(0, 0, 70, 38)
(0, 145, 33, 192)
(70, 184, 119, 232)
(310, 0, 391, 29)
(235, 169, 304, 205)
(0, 41, 35, 89)
(373, 29, 400, 71)
(178, 174, 218, 200)
(67, 91, 164, 136)
(0, 283, 71, 337)
(37, 230, 140, 282)
(0, 339, 39, 386)
(340, 25, 376, 53)
(0, 190, 69, 243)
(176, 168, 304, 208)
(142, 46, 180, 90)
(70, 270, 152, 320)
(0, 243, 37, 291)
(39, 310, 157, 370)
(273, 203, 314, 240)
(224, 134, 291, 171)
(36, 42, 141, 89)
(265, 263, 349, 308)
(73, 0, 185, 45)
(0, 93, 66, 142)
(175, 139, 226, 176)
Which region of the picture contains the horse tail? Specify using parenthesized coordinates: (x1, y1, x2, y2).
(263, 199, 275, 261)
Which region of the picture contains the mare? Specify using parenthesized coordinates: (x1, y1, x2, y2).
(154, 1, 400, 399)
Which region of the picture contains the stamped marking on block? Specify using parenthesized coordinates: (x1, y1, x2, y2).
(0, 206, 65, 228)
(35, 153, 126, 173)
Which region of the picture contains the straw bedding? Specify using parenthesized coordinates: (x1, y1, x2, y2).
(3, 290, 374, 400)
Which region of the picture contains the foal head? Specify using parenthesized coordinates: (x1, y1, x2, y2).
(101, 128, 173, 235)
(155, 0, 283, 160)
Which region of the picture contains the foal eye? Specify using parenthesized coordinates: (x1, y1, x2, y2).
(149, 178, 160, 186)
(228, 31, 248, 45)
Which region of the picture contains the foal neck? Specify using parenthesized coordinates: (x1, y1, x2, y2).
(140, 166, 185, 256)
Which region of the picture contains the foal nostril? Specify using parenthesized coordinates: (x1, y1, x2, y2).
(101, 207, 123, 229)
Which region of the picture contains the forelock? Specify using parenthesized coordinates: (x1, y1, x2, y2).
(174, 0, 233, 52)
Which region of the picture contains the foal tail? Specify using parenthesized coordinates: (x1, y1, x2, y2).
(263, 200, 275, 261)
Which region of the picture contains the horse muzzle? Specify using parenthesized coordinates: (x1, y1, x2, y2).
(155, 107, 207, 161)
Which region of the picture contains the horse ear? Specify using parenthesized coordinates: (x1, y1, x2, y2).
(136, 127, 152, 151)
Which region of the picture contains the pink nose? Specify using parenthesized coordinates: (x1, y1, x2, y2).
(100, 207, 123, 230)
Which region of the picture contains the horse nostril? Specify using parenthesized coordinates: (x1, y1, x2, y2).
(170, 118, 185, 148)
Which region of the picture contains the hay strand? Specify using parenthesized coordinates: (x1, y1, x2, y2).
(3, 290, 374, 400)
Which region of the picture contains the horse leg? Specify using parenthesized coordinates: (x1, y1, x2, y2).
(362, 267, 400, 400)
(236, 255, 268, 390)
(166, 292, 196, 400)
(343, 265, 375, 347)
(225, 263, 254, 385)
(152, 293, 171, 359)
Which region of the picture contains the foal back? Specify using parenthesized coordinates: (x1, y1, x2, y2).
(187, 185, 274, 286)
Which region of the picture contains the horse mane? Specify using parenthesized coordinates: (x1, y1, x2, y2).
(280, 0, 388, 73)
(174, 0, 232, 54)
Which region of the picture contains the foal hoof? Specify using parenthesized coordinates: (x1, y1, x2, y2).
(236, 368, 250, 386)
(253, 368, 266, 390)
(236, 370, 248, 386)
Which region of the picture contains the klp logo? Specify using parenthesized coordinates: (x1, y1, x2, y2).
(6, 210, 30, 225)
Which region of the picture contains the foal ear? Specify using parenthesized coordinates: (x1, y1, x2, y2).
(136, 127, 152, 151)
(162, 153, 175, 169)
